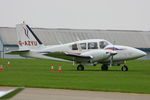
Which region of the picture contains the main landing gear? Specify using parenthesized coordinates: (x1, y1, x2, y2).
(77, 64, 128, 71)
(77, 65, 84, 71)
(101, 64, 108, 71)
(100, 64, 128, 71)
(121, 65, 128, 71)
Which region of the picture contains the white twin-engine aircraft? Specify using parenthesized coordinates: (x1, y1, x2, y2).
(8, 23, 146, 71)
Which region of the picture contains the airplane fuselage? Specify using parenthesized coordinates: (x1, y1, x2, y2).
(26, 39, 146, 66)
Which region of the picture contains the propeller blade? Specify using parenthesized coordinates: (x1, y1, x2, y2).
(109, 55, 113, 67)
(109, 50, 117, 67)
(109, 41, 116, 67)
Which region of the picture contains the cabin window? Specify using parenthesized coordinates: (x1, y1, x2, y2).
(80, 43, 86, 50)
(99, 41, 108, 49)
(88, 42, 98, 49)
(72, 44, 78, 50)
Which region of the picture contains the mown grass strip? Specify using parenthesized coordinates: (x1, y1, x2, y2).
(0, 59, 150, 94)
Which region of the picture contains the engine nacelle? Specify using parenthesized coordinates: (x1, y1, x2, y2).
(81, 50, 111, 62)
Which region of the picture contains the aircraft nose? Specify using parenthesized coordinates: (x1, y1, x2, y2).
(139, 50, 147, 57)
(134, 48, 147, 58)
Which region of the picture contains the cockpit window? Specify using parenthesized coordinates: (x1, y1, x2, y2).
(99, 41, 109, 49)
(88, 42, 98, 49)
(80, 43, 86, 50)
(72, 44, 78, 50)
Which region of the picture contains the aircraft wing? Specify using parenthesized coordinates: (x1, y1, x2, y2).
(6, 50, 92, 63)
(66, 53, 92, 59)
(0, 87, 24, 99)
(44, 52, 92, 63)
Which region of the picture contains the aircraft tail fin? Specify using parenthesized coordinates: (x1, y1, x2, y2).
(16, 23, 44, 50)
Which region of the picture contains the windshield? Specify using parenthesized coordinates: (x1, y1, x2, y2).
(99, 41, 109, 49)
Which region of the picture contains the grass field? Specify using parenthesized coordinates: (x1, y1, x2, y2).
(0, 59, 150, 94)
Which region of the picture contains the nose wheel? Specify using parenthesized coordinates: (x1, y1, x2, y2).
(121, 65, 128, 71)
(77, 65, 84, 71)
(101, 64, 108, 71)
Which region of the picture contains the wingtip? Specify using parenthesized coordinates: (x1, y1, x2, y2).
(0, 87, 25, 99)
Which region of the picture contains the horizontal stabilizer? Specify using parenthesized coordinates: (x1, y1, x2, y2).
(6, 50, 29, 55)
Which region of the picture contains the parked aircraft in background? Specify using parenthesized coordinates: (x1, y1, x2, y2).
(7, 23, 146, 71)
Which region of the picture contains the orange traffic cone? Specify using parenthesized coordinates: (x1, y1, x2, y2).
(0, 64, 3, 71)
(7, 61, 11, 67)
(50, 64, 55, 71)
(57, 65, 62, 72)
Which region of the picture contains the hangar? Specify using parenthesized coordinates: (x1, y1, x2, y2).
(0, 27, 150, 59)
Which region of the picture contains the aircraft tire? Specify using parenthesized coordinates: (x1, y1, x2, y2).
(101, 65, 108, 71)
(77, 65, 84, 71)
(121, 65, 128, 71)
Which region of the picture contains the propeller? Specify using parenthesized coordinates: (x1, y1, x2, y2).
(109, 41, 117, 67)
(109, 50, 117, 67)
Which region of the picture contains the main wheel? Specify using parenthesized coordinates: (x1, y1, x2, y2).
(101, 64, 108, 71)
(121, 65, 128, 71)
(77, 65, 84, 71)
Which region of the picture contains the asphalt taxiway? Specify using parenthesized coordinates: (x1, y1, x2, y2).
(0, 87, 150, 100)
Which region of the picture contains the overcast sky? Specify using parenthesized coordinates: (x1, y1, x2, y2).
(0, 0, 150, 30)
